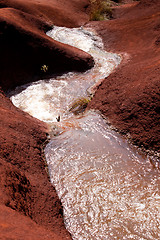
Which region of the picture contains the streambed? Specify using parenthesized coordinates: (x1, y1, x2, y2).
(9, 26, 160, 240)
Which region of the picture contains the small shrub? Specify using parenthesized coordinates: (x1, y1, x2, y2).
(41, 64, 48, 72)
(69, 97, 91, 115)
(90, 0, 113, 21)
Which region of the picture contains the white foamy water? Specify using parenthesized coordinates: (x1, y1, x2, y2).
(45, 112, 160, 240)
(47, 26, 121, 80)
(10, 27, 120, 123)
(9, 26, 160, 240)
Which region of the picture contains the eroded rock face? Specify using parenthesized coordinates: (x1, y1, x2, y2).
(0, 0, 90, 27)
(0, 90, 72, 239)
(88, 0, 160, 153)
(0, 0, 92, 239)
(0, 0, 93, 91)
(0, 204, 67, 240)
(0, 0, 160, 239)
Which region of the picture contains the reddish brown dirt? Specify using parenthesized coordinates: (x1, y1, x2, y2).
(0, 204, 66, 240)
(0, 0, 90, 27)
(0, 89, 72, 239)
(0, 0, 93, 91)
(87, 0, 160, 154)
(0, 0, 160, 239)
(0, 0, 92, 239)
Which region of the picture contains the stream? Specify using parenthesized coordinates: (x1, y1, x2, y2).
(9, 26, 160, 240)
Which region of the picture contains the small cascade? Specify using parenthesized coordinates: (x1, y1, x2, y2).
(8, 26, 160, 240)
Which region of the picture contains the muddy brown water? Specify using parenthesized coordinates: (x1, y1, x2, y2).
(9, 26, 160, 240)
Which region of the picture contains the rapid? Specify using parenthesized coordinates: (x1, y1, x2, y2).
(9, 26, 160, 240)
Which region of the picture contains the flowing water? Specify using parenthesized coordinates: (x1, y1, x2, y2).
(9, 26, 160, 240)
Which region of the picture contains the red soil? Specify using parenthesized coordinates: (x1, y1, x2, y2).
(0, 92, 72, 239)
(0, 0, 159, 239)
(0, 0, 92, 239)
(0, 0, 93, 91)
(88, 0, 160, 154)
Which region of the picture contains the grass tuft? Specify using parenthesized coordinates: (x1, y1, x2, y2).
(69, 97, 91, 115)
(90, 0, 113, 21)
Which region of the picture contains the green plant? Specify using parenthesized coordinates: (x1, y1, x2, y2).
(41, 64, 48, 72)
(69, 97, 92, 115)
(90, 0, 113, 21)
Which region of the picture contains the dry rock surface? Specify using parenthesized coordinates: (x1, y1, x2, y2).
(0, 0, 93, 91)
(88, 0, 160, 154)
(0, 0, 92, 239)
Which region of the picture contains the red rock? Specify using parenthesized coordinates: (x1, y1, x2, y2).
(0, 0, 160, 239)
(0, 0, 93, 91)
(0, 0, 90, 27)
(87, 0, 160, 153)
(0, 0, 92, 239)
(0, 90, 71, 239)
(0, 204, 67, 240)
